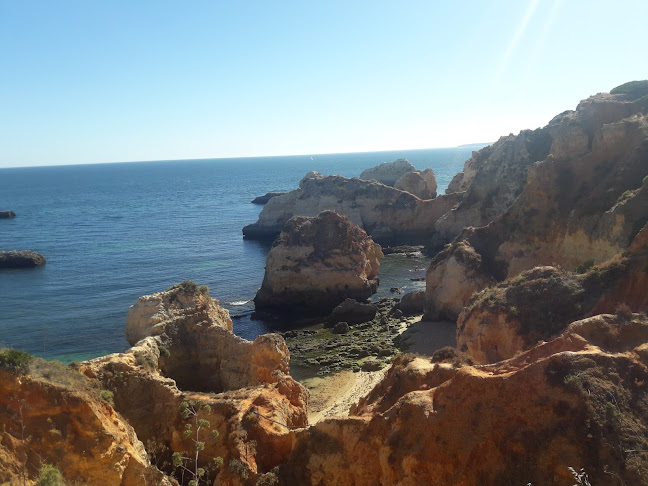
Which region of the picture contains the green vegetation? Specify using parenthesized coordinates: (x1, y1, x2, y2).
(610, 80, 648, 100)
(168, 280, 210, 295)
(172, 400, 222, 486)
(36, 464, 67, 486)
(100, 389, 115, 406)
(158, 345, 171, 358)
(0, 349, 33, 371)
(643, 175, 648, 185)
(575, 259, 595, 274)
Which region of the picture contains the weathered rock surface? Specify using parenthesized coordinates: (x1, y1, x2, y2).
(0, 210, 16, 218)
(126, 280, 233, 346)
(251, 191, 286, 204)
(393, 168, 437, 199)
(78, 283, 309, 485)
(243, 172, 462, 245)
(327, 298, 378, 325)
(254, 211, 383, 313)
(359, 158, 415, 186)
(396, 290, 426, 315)
(0, 250, 46, 268)
(277, 317, 648, 486)
(0, 363, 173, 485)
(435, 86, 648, 264)
(424, 240, 496, 321)
(457, 227, 648, 363)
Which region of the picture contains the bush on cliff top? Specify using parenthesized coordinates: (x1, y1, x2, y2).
(167, 280, 210, 295)
(610, 80, 648, 100)
(0, 348, 33, 371)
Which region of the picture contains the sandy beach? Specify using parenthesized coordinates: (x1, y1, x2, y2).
(303, 316, 456, 423)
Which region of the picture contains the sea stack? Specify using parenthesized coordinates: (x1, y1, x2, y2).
(254, 210, 383, 313)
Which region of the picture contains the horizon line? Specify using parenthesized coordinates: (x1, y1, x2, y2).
(0, 142, 492, 170)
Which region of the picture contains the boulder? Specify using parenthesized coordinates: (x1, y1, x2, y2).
(394, 168, 437, 199)
(243, 172, 462, 245)
(332, 322, 350, 334)
(359, 158, 416, 186)
(0, 250, 46, 268)
(254, 211, 383, 313)
(328, 298, 378, 324)
(0, 210, 15, 218)
(396, 290, 425, 315)
(251, 191, 287, 204)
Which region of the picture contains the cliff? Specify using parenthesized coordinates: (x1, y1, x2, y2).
(254, 211, 383, 313)
(243, 172, 462, 245)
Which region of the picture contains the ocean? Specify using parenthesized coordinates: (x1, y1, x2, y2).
(0, 147, 481, 362)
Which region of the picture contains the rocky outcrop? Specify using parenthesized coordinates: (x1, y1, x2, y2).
(457, 227, 648, 363)
(424, 240, 496, 321)
(0, 210, 15, 218)
(0, 361, 173, 485)
(277, 316, 648, 486)
(327, 298, 378, 325)
(254, 211, 383, 313)
(126, 280, 232, 345)
(359, 158, 415, 186)
(78, 283, 309, 485)
(251, 191, 286, 204)
(393, 168, 437, 199)
(243, 172, 462, 245)
(0, 250, 46, 268)
(436, 85, 648, 261)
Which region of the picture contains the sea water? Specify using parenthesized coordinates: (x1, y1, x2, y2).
(0, 147, 482, 362)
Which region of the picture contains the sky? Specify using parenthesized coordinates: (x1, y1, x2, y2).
(0, 0, 646, 168)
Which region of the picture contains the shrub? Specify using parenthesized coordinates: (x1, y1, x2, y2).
(158, 345, 171, 358)
(0, 349, 33, 371)
(167, 280, 209, 295)
(36, 464, 66, 486)
(100, 390, 115, 406)
(643, 175, 648, 185)
(575, 259, 595, 274)
(615, 302, 633, 320)
(610, 80, 648, 100)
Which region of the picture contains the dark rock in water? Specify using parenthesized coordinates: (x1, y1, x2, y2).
(0, 250, 46, 268)
(397, 290, 426, 315)
(328, 298, 377, 325)
(332, 322, 350, 334)
(251, 192, 286, 205)
(0, 211, 16, 219)
(390, 287, 402, 294)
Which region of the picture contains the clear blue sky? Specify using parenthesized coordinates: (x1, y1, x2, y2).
(1, 0, 646, 168)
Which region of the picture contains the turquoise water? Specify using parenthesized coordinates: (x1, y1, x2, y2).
(0, 148, 480, 362)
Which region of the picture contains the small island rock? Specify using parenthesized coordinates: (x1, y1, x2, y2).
(0, 210, 16, 219)
(0, 250, 46, 269)
(359, 158, 416, 186)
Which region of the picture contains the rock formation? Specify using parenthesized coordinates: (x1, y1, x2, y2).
(393, 168, 437, 199)
(396, 290, 426, 315)
(327, 298, 378, 325)
(251, 191, 286, 204)
(254, 211, 383, 313)
(457, 223, 648, 363)
(276, 315, 648, 485)
(0, 358, 173, 485)
(0, 210, 16, 218)
(0, 250, 46, 268)
(359, 158, 415, 186)
(243, 172, 462, 245)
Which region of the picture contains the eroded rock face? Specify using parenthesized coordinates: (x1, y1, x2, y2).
(126, 282, 233, 346)
(359, 158, 415, 186)
(255, 211, 383, 313)
(394, 168, 437, 199)
(243, 172, 462, 245)
(277, 318, 648, 486)
(424, 240, 496, 321)
(457, 231, 648, 364)
(436, 88, 648, 264)
(0, 250, 46, 268)
(0, 366, 173, 486)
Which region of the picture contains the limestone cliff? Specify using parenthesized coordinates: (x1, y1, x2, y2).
(254, 211, 383, 313)
(243, 172, 461, 245)
(358, 158, 415, 186)
(276, 316, 648, 485)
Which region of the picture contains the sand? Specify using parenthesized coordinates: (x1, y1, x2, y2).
(303, 316, 456, 423)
